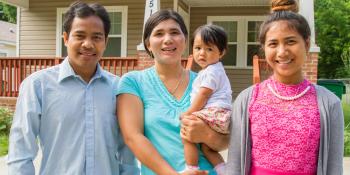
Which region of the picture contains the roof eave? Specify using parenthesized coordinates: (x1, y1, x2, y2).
(1, 0, 29, 8)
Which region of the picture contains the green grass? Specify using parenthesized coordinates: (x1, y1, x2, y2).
(343, 101, 350, 130)
(0, 134, 9, 156)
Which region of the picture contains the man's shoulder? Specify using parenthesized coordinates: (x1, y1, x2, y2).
(22, 65, 60, 85)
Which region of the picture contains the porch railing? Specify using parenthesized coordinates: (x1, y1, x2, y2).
(252, 55, 272, 84)
(0, 57, 138, 97)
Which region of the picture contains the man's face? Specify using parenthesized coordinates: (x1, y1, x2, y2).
(63, 15, 107, 74)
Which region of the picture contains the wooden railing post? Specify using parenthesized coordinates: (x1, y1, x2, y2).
(253, 55, 261, 84)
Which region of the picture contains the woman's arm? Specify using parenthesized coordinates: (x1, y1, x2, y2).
(180, 114, 229, 151)
(117, 94, 178, 174)
(117, 94, 207, 175)
(326, 99, 344, 174)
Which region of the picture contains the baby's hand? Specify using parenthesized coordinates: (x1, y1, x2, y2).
(179, 169, 208, 175)
(180, 112, 191, 121)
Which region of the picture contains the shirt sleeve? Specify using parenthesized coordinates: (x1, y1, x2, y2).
(198, 68, 219, 91)
(7, 78, 42, 175)
(327, 96, 344, 174)
(116, 71, 142, 98)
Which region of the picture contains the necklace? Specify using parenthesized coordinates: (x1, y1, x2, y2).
(170, 69, 185, 95)
(267, 83, 310, 101)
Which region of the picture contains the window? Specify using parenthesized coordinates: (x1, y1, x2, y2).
(247, 21, 263, 66)
(212, 21, 237, 66)
(0, 52, 7, 57)
(208, 16, 265, 68)
(56, 6, 128, 57)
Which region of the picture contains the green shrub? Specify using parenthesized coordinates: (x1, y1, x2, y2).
(0, 107, 13, 135)
(0, 134, 9, 156)
(345, 129, 350, 157)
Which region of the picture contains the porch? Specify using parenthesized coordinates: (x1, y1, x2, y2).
(0, 56, 192, 98)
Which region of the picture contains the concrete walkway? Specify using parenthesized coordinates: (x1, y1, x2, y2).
(0, 151, 349, 174)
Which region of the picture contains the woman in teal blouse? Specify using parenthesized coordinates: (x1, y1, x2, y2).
(116, 10, 229, 175)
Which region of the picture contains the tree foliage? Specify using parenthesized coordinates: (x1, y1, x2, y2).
(0, 2, 16, 24)
(315, 0, 350, 78)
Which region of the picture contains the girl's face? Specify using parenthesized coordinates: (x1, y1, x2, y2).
(147, 19, 186, 65)
(264, 20, 310, 84)
(192, 35, 223, 69)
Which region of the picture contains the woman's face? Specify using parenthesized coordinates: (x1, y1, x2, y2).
(147, 19, 186, 65)
(264, 20, 310, 84)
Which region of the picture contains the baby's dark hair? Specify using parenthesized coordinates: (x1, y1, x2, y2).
(192, 24, 228, 55)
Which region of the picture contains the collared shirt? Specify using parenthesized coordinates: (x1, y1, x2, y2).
(7, 58, 139, 175)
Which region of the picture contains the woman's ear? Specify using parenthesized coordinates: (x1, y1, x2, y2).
(305, 38, 311, 52)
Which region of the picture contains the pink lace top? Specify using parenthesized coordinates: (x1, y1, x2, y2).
(249, 77, 320, 174)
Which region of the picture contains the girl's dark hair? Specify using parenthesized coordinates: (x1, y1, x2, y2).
(143, 9, 188, 57)
(192, 24, 228, 55)
(259, 0, 310, 46)
(63, 1, 111, 39)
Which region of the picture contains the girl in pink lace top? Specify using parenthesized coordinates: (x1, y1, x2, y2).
(249, 78, 320, 175)
(226, 0, 344, 175)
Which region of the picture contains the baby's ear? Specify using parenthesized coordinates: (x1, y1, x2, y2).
(220, 50, 226, 58)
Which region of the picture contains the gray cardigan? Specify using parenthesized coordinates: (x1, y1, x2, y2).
(226, 85, 344, 175)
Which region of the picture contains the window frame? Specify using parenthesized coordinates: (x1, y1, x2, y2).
(208, 16, 265, 69)
(56, 6, 128, 57)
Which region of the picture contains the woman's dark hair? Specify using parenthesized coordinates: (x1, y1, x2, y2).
(63, 1, 111, 39)
(192, 24, 228, 55)
(143, 9, 188, 57)
(259, 0, 311, 46)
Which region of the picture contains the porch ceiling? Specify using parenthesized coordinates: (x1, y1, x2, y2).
(183, 0, 270, 7)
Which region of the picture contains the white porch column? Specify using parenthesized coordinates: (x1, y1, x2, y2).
(137, 0, 160, 50)
(298, 0, 320, 53)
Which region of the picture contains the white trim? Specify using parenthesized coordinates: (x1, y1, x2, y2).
(178, 6, 190, 56)
(16, 7, 20, 56)
(208, 16, 266, 68)
(174, 0, 178, 11)
(105, 6, 128, 57)
(56, 6, 128, 57)
(56, 8, 66, 57)
(299, 0, 320, 53)
(0, 41, 16, 46)
(0, 50, 9, 57)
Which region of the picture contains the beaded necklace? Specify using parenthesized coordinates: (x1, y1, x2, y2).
(267, 79, 311, 101)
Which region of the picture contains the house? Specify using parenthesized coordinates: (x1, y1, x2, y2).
(0, 20, 16, 57)
(2, 0, 320, 97)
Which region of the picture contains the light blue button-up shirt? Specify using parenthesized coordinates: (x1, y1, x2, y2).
(7, 58, 139, 175)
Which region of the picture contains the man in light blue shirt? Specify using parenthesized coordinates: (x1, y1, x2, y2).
(7, 2, 139, 175)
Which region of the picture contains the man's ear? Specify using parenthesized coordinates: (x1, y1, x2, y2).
(63, 32, 69, 46)
(105, 37, 109, 44)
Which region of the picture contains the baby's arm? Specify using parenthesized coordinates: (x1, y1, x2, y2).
(184, 87, 213, 115)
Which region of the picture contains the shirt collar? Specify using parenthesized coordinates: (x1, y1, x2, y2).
(58, 57, 107, 83)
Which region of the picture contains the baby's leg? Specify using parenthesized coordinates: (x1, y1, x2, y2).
(182, 138, 199, 170)
(201, 144, 225, 175)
